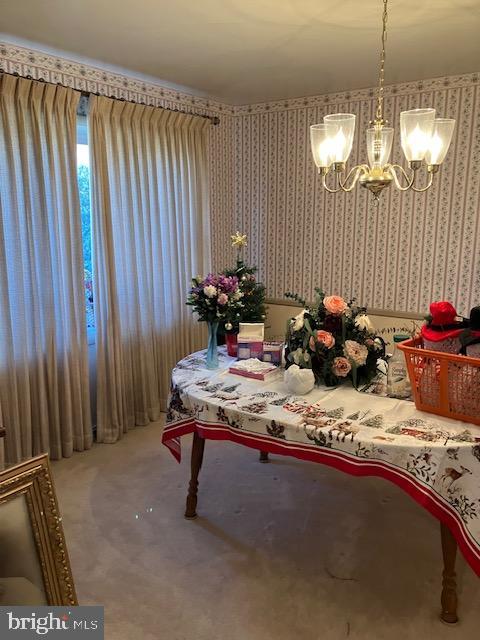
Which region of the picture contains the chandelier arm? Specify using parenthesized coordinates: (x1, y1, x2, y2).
(410, 172, 435, 193)
(321, 172, 344, 194)
(387, 164, 416, 191)
(338, 165, 370, 192)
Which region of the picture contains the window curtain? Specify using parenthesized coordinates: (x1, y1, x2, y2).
(89, 96, 211, 443)
(0, 75, 92, 463)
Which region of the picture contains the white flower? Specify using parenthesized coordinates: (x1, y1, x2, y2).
(292, 309, 307, 332)
(203, 285, 217, 298)
(292, 348, 304, 365)
(355, 314, 375, 333)
(374, 337, 384, 351)
(233, 290, 244, 300)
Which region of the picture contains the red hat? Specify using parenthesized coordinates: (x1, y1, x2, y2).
(421, 301, 464, 342)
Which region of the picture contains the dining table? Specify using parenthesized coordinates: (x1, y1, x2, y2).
(162, 347, 480, 624)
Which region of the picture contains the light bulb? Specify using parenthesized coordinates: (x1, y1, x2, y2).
(400, 108, 435, 162)
(425, 118, 455, 166)
(310, 123, 336, 169)
(407, 125, 430, 160)
(333, 129, 347, 160)
(323, 113, 356, 163)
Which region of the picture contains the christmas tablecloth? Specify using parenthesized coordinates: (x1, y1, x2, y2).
(162, 348, 480, 576)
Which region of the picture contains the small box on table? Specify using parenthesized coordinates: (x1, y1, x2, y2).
(262, 341, 284, 365)
(237, 322, 264, 360)
(228, 358, 281, 382)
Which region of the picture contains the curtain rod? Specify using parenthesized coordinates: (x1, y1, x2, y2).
(0, 69, 220, 125)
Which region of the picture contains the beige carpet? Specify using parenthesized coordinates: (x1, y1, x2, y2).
(52, 418, 480, 640)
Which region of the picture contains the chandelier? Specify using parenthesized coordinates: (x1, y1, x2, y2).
(310, 0, 455, 200)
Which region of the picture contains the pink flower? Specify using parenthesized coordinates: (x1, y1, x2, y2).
(344, 340, 368, 366)
(309, 330, 335, 350)
(323, 295, 348, 316)
(217, 293, 228, 305)
(331, 356, 352, 378)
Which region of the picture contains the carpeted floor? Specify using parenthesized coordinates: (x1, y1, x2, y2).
(52, 418, 480, 640)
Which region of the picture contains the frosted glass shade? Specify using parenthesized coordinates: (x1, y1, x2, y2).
(425, 118, 455, 165)
(400, 108, 436, 162)
(310, 123, 336, 168)
(367, 126, 394, 167)
(323, 113, 356, 163)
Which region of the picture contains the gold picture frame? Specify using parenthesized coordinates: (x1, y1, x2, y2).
(0, 454, 77, 606)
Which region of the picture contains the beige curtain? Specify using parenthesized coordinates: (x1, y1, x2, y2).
(89, 96, 211, 443)
(0, 75, 92, 463)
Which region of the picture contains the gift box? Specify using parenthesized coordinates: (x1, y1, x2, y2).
(229, 358, 281, 382)
(262, 341, 284, 365)
(237, 323, 264, 360)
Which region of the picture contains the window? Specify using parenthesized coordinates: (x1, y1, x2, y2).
(76, 116, 94, 330)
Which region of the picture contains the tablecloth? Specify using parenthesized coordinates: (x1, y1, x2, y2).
(162, 348, 480, 576)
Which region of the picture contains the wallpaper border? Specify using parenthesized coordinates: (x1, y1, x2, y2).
(1, 40, 478, 118)
(233, 72, 480, 115)
(0, 41, 234, 116)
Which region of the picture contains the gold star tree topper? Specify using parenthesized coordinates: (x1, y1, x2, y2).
(231, 231, 247, 250)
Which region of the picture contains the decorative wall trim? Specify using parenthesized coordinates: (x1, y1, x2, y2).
(0, 41, 234, 116)
(232, 73, 480, 115)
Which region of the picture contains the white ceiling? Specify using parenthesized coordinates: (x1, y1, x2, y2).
(1, 0, 480, 104)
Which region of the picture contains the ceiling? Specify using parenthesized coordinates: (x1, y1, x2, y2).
(1, 0, 480, 104)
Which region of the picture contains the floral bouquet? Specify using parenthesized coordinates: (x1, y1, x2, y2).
(187, 273, 244, 368)
(284, 289, 385, 388)
(187, 273, 243, 322)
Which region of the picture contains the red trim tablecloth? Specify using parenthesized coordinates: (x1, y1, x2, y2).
(163, 348, 480, 576)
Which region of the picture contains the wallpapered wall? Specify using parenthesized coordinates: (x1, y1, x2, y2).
(233, 74, 480, 316)
(1, 42, 479, 316)
(0, 41, 236, 274)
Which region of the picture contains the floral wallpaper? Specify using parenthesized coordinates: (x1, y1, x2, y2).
(1, 42, 479, 315)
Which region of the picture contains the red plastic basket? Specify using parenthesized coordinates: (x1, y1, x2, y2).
(398, 337, 480, 426)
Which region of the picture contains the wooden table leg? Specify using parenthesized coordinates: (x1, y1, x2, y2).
(185, 431, 205, 519)
(259, 451, 269, 463)
(440, 522, 458, 624)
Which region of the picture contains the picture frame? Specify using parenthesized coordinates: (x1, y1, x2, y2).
(0, 454, 77, 606)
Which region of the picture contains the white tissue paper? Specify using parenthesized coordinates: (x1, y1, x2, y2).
(231, 358, 274, 373)
(284, 365, 315, 395)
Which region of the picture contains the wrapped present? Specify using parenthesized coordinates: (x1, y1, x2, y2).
(237, 322, 264, 359)
(228, 358, 280, 381)
(262, 341, 284, 365)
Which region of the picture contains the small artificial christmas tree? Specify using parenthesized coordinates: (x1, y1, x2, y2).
(222, 232, 267, 334)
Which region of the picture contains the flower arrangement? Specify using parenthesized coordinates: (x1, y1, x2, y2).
(187, 273, 243, 322)
(284, 289, 385, 388)
(187, 273, 245, 369)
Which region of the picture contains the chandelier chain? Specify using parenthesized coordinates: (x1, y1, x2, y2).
(375, 0, 389, 123)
